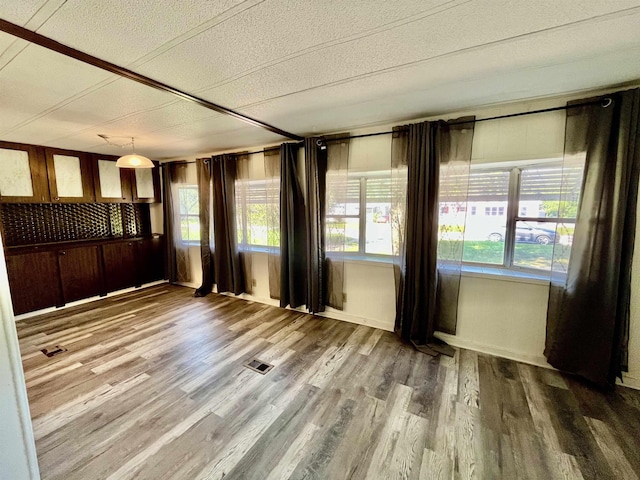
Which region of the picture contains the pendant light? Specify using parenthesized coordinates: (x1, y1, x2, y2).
(115, 137, 154, 168)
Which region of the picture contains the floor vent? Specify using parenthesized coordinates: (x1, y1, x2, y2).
(41, 345, 67, 358)
(244, 358, 274, 375)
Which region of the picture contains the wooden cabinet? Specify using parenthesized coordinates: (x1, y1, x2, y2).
(58, 245, 103, 303)
(131, 164, 161, 203)
(44, 148, 95, 202)
(136, 235, 165, 284)
(4, 235, 164, 315)
(0, 141, 50, 203)
(5, 251, 63, 315)
(92, 155, 133, 203)
(102, 241, 138, 292)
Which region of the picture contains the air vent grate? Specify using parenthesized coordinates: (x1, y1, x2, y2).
(244, 358, 274, 375)
(41, 345, 67, 357)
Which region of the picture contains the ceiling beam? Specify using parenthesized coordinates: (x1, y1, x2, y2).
(0, 18, 304, 141)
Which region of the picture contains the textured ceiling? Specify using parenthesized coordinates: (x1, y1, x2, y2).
(0, 0, 639, 159)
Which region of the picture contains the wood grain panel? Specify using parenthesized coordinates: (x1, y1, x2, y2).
(102, 241, 137, 292)
(57, 245, 103, 302)
(5, 251, 63, 314)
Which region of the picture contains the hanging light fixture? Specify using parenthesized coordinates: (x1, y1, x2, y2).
(115, 137, 154, 168)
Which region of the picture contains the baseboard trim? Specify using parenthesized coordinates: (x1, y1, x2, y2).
(233, 292, 395, 332)
(14, 280, 168, 322)
(619, 373, 640, 390)
(435, 332, 640, 391)
(434, 332, 554, 370)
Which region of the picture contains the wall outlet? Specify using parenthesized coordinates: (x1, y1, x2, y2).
(252, 278, 257, 287)
(342, 293, 347, 303)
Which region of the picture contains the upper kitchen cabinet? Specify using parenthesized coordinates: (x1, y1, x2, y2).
(91, 154, 133, 203)
(0, 141, 50, 203)
(131, 162, 161, 203)
(44, 148, 95, 203)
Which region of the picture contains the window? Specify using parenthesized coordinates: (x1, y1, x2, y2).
(325, 173, 394, 256)
(458, 162, 583, 272)
(235, 178, 280, 247)
(178, 186, 200, 243)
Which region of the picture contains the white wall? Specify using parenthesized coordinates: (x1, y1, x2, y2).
(0, 234, 40, 478)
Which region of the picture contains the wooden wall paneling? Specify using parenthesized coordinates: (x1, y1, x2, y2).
(91, 155, 133, 203)
(5, 251, 63, 314)
(58, 245, 103, 303)
(0, 141, 50, 203)
(44, 148, 95, 203)
(131, 163, 161, 203)
(102, 241, 138, 292)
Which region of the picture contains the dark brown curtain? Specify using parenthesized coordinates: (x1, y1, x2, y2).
(194, 158, 214, 297)
(235, 154, 252, 295)
(304, 138, 328, 313)
(264, 148, 281, 300)
(545, 89, 640, 387)
(324, 136, 350, 310)
(280, 142, 307, 308)
(162, 162, 192, 283)
(393, 118, 474, 356)
(211, 154, 245, 295)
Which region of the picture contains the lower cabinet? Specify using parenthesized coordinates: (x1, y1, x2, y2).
(102, 241, 137, 292)
(5, 251, 63, 315)
(5, 236, 165, 315)
(58, 245, 103, 303)
(136, 235, 165, 285)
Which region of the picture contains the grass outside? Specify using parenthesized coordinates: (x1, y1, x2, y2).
(439, 240, 564, 270)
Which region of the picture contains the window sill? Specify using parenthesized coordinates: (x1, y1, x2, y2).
(460, 265, 550, 285)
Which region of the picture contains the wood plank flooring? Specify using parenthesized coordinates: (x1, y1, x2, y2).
(16, 284, 640, 479)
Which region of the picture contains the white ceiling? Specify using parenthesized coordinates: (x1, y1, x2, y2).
(0, 0, 639, 159)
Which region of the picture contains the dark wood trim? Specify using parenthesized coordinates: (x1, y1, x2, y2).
(44, 147, 96, 203)
(0, 18, 303, 142)
(0, 141, 50, 203)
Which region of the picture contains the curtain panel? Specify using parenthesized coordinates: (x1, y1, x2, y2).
(195, 154, 247, 297)
(280, 142, 307, 309)
(211, 154, 245, 295)
(194, 158, 214, 297)
(304, 138, 328, 314)
(235, 153, 253, 295)
(392, 117, 474, 355)
(162, 162, 193, 283)
(546, 89, 640, 387)
(324, 136, 350, 310)
(264, 147, 281, 300)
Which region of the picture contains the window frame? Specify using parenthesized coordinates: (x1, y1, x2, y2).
(464, 163, 577, 275)
(177, 185, 200, 245)
(325, 172, 395, 260)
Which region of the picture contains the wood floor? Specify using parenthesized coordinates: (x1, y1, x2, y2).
(16, 284, 640, 480)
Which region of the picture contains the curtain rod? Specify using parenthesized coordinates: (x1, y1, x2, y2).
(160, 97, 612, 162)
(160, 144, 299, 165)
(324, 97, 612, 143)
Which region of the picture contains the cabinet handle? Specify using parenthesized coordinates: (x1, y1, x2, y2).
(128, 242, 133, 246)
(54, 196, 59, 201)
(60, 251, 66, 255)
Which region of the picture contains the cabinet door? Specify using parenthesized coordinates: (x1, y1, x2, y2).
(102, 241, 138, 292)
(92, 155, 132, 203)
(45, 148, 95, 202)
(5, 251, 63, 315)
(136, 235, 165, 284)
(0, 142, 50, 203)
(132, 164, 161, 203)
(58, 245, 103, 303)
